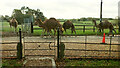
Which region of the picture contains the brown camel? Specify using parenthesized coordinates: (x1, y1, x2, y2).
(8, 18, 18, 32)
(34, 18, 64, 36)
(92, 20, 116, 36)
(63, 20, 76, 34)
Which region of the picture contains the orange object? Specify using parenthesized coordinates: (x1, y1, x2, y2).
(102, 33, 105, 43)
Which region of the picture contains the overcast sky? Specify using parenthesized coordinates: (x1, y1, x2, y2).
(0, 0, 120, 19)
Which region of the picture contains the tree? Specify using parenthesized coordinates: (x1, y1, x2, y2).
(12, 9, 24, 24)
(20, 6, 46, 21)
(0, 15, 5, 21)
(80, 17, 87, 21)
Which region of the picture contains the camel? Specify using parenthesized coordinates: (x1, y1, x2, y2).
(8, 18, 18, 32)
(63, 20, 76, 34)
(34, 18, 64, 36)
(34, 19, 52, 35)
(92, 19, 116, 36)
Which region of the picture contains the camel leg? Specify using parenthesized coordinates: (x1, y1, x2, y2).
(99, 29, 102, 32)
(72, 28, 76, 35)
(71, 29, 73, 35)
(47, 29, 51, 38)
(54, 29, 56, 36)
(113, 29, 116, 33)
(41, 29, 44, 37)
(15, 27, 17, 34)
(51, 29, 56, 38)
(102, 29, 104, 33)
(13, 27, 15, 33)
(108, 30, 113, 36)
(64, 29, 67, 37)
(74, 30, 76, 36)
(64, 29, 67, 33)
(96, 28, 100, 35)
(111, 30, 114, 36)
(111, 31, 114, 36)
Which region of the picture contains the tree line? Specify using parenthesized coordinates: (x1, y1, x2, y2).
(0, 6, 46, 24)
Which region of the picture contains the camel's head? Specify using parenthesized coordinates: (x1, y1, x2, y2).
(61, 28, 64, 33)
(34, 19, 43, 26)
(59, 27, 64, 35)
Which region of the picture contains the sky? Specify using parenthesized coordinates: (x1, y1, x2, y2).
(0, 0, 120, 19)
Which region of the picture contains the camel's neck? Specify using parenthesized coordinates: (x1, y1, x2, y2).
(38, 21, 44, 27)
(93, 21, 98, 27)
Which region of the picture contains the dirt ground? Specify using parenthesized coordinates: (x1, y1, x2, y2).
(24, 59, 52, 67)
(2, 35, 120, 59)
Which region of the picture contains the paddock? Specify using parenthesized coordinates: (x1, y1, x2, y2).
(1, 35, 120, 59)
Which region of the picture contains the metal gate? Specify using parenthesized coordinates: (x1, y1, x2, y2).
(23, 36, 57, 58)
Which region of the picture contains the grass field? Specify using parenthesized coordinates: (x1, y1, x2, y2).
(1, 20, 119, 36)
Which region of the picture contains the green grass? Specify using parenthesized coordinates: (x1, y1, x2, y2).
(1, 20, 119, 36)
(2, 59, 23, 67)
(1, 22, 22, 32)
(64, 59, 120, 66)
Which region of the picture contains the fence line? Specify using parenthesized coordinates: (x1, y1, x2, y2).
(1, 28, 120, 59)
(33, 25, 119, 33)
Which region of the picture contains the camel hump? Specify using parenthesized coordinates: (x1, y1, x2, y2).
(66, 20, 72, 23)
(66, 20, 70, 22)
(49, 17, 57, 21)
(48, 17, 59, 23)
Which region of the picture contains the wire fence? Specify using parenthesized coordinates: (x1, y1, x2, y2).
(1, 28, 120, 59)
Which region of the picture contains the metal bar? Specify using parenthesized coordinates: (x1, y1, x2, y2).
(65, 49, 120, 52)
(24, 41, 120, 46)
(33, 28, 43, 30)
(109, 36, 112, 57)
(85, 35, 87, 58)
(24, 41, 55, 43)
(1, 42, 19, 44)
(57, 27, 60, 59)
(0, 49, 17, 51)
(19, 28, 22, 59)
(61, 42, 120, 45)
(118, 2, 120, 33)
(76, 28, 96, 30)
(19, 28, 22, 45)
(0, 56, 17, 59)
(64, 55, 120, 58)
(25, 55, 55, 57)
(100, 0, 103, 22)
(74, 25, 93, 26)
(25, 49, 55, 50)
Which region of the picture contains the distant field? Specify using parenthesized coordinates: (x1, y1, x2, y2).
(1, 20, 119, 36)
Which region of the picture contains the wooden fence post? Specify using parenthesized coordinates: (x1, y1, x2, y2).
(83, 25, 85, 32)
(31, 22, 33, 33)
(17, 28, 22, 59)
